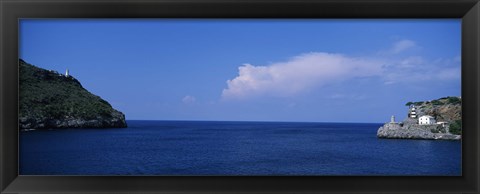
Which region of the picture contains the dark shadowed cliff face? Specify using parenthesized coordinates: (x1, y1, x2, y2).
(19, 59, 127, 130)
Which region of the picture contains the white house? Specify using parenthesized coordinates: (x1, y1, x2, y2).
(419, 115, 436, 125)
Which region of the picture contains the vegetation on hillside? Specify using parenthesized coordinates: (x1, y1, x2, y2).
(405, 96, 461, 107)
(449, 120, 462, 135)
(19, 59, 123, 122)
(404, 96, 461, 135)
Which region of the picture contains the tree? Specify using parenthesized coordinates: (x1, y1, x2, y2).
(449, 120, 462, 135)
(447, 97, 461, 104)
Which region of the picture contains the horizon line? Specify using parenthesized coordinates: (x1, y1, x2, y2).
(124, 119, 385, 124)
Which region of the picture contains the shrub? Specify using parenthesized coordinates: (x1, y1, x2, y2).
(413, 102, 423, 106)
(447, 97, 461, 104)
(449, 120, 462, 135)
(431, 100, 444, 105)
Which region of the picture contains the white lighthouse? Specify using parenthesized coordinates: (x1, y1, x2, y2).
(65, 69, 69, 77)
(408, 105, 417, 118)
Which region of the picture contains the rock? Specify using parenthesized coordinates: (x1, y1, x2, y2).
(377, 122, 460, 140)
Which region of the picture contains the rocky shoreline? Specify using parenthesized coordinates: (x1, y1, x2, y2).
(19, 111, 126, 131)
(377, 122, 461, 140)
(377, 97, 461, 140)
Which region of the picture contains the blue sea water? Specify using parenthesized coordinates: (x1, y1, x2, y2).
(19, 120, 461, 175)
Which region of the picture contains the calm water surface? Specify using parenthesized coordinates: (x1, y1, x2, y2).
(20, 120, 461, 175)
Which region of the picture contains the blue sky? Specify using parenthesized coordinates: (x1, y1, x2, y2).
(20, 19, 461, 123)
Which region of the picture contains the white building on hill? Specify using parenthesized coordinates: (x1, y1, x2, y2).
(436, 121, 449, 127)
(419, 115, 436, 125)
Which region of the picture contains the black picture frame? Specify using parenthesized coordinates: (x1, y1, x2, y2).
(1, 0, 479, 193)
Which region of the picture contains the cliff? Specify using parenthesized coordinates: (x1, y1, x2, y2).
(377, 97, 461, 140)
(19, 59, 127, 130)
(405, 97, 461, 123)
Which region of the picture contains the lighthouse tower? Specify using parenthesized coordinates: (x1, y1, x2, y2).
(65, 69, 69, 77)
(390, 115, 396, 123)
(408, 105, 417, 118)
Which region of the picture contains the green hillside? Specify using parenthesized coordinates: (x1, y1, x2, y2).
(19, 59, 127, 130)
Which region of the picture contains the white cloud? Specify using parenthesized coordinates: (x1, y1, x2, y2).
(222, 52, 384, 100)
(182, 95, 196, 104)
(436, 68, 461, 80)
(222, 39, 460, 100)
(390, 39, 416, 54)
(382, 56, 460, 85)
(398, 56, 424, 68)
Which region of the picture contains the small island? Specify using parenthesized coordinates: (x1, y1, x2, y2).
(19, 59, 127, 131)
(377, 97, 461, 140)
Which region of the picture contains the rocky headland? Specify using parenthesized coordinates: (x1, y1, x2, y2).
(377, 97, 461, 140)
(19, 59, 127, 130)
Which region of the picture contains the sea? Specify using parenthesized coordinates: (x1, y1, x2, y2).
(19, 120, 461, 176)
